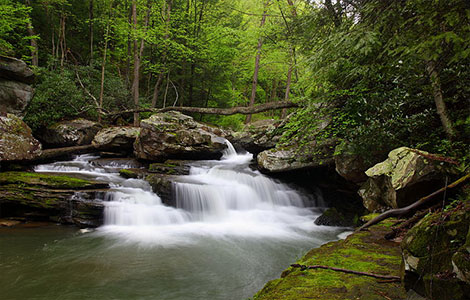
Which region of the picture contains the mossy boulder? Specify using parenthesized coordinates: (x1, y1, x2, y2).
(358, 147, 454, 211)
(314, 207, 358, 227)
(148, 160, 190, 175)
(0, 113, 42, 162)
(0, 171, 108, 227)
(38, 118, 102, 148)
(401, 201, 470, 299)
(254, 218, 405, 300)
(144, 173, 175, 206)
(134, 111, 227, 161)
(92, 126, 140, 152)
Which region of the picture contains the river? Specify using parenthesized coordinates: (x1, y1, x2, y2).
(0, 142, 346, 299)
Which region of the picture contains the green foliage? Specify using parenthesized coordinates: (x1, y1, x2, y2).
(0, 0, 31, 56)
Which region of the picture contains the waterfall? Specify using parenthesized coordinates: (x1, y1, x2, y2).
(35, 140, 327, 243)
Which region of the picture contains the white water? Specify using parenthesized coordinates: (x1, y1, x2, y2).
(35, 141, 340, 246)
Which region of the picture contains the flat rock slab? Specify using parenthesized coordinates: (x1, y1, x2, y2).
(253, 219, 406, 300)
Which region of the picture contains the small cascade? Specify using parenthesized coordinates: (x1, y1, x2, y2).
(35, 140, 328, 242)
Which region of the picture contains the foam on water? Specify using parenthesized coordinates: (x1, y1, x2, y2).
(35, 141, 339, 246)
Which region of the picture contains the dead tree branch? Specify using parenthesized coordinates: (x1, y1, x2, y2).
(290, 264, 400, 281)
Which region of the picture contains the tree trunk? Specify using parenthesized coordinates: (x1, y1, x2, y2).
(98, 9, 111, 123)
(89, 0, 94, 65)
(426, 60, 456, 139)
(131, 0, 139, 126)
(281, 62, 293, 119)
(246, 1, 270, 124)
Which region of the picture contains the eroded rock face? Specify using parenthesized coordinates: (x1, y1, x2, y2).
(358, 147, 453, 211)
(134, 111, 227, 161)
(39, 119, 102, 148)
(92, 126, 140, 151)
(0, 171, 108, 227)
(401, 202, 470, 299)
(0, 114, 42, 161)
(0, 56, 35, 115)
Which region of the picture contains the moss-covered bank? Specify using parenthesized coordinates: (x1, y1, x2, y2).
(253, 218, 405, 300)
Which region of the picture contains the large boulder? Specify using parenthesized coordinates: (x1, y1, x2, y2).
(0, 113, 42, 162)
(401, 202, 470, 299)
(0, 56, 35, 116)
(231, 119, 283, 154)
(334, 145, 371, 184)
(358, 147, 453, 211)
(134, 111, 227, 161)
(0, 171, 108, 227)
(39, 118, 102, 148)
(257, 139, 336, 173)
(92, 126, 140, 152)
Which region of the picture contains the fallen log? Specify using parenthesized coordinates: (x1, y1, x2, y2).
(36, 144, 97, 161)
(106, 101, 299, 117)
(290, 264, 400, 281)
(357, 174, 470, 232)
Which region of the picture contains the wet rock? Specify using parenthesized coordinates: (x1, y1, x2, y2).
(0, 113, 42, 162)
(144, 174, 175, 206)
(358, 147, 454, 211)
(134, 111, 227, 161)
(334, 148, 369, 184)
(148, 160, 191, 176)
(92, 126, 140, 152)
(314, 207, 356, 227)
(0, 56, 35, 116)
(39, 118, 102, 148)
(0, 171, 108, 227)
(401, 202, 470, 299)
(119, 168, 147, 179)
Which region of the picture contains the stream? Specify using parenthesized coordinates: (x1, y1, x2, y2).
(0, 142, 347, 300)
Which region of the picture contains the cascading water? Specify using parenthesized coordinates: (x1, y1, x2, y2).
(16, 141, 348, 300)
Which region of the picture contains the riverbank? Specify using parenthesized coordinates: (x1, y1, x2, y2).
(253, 216, 406, 300)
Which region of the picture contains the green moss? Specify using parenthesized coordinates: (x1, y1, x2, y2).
(0, 172, 97, 189)
(119, 169, 139, 179)
(254, 221, 406, 300)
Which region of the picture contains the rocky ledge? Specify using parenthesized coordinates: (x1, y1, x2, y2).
(254, 217, 406, 300)
(0, 172, 108, 227)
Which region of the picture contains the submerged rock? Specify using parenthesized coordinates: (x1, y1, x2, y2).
(358, 147, 454, 211)
(401, 201, 470, 299)
(39, 118, 102, 148)
(92, 126, 140, 152)
(0, 56, 35, 116)
(0, 114, 42, 162)
(134, 111, 227, 161)
(0, 171, 108, 227)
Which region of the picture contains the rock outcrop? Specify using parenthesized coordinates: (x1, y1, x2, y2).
(0, 56, 35, 116)
(0, 113, 42, 162)
(39, 118, 102, 148)
(134, 111, 227, 161)
(401, 201, 470, 300)
(358, 147, 453, 212)
(231, 119, 282, 154)
(257, 140, 336, 173)
(92, 126, 140, 152)
(0, 171, 108, 227)
(334, 146, 370, 184)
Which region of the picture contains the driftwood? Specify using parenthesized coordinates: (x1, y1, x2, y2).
(357, 174, 470, 232)
(106, 101, 298, 117)
(290, 264, 400, 281)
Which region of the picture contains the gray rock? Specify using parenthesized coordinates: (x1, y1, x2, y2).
(92, 126, 140, 151)
(39, 119, 102, 147)
(0, 80, 34, 116)
(0, 56, 35, 83)
(334, 146, 369, 184)
(0, 114, 42, 161)
(134, 111, 227, 161)
(231, 119, 282, 154)
(358, 147, 454, 211)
